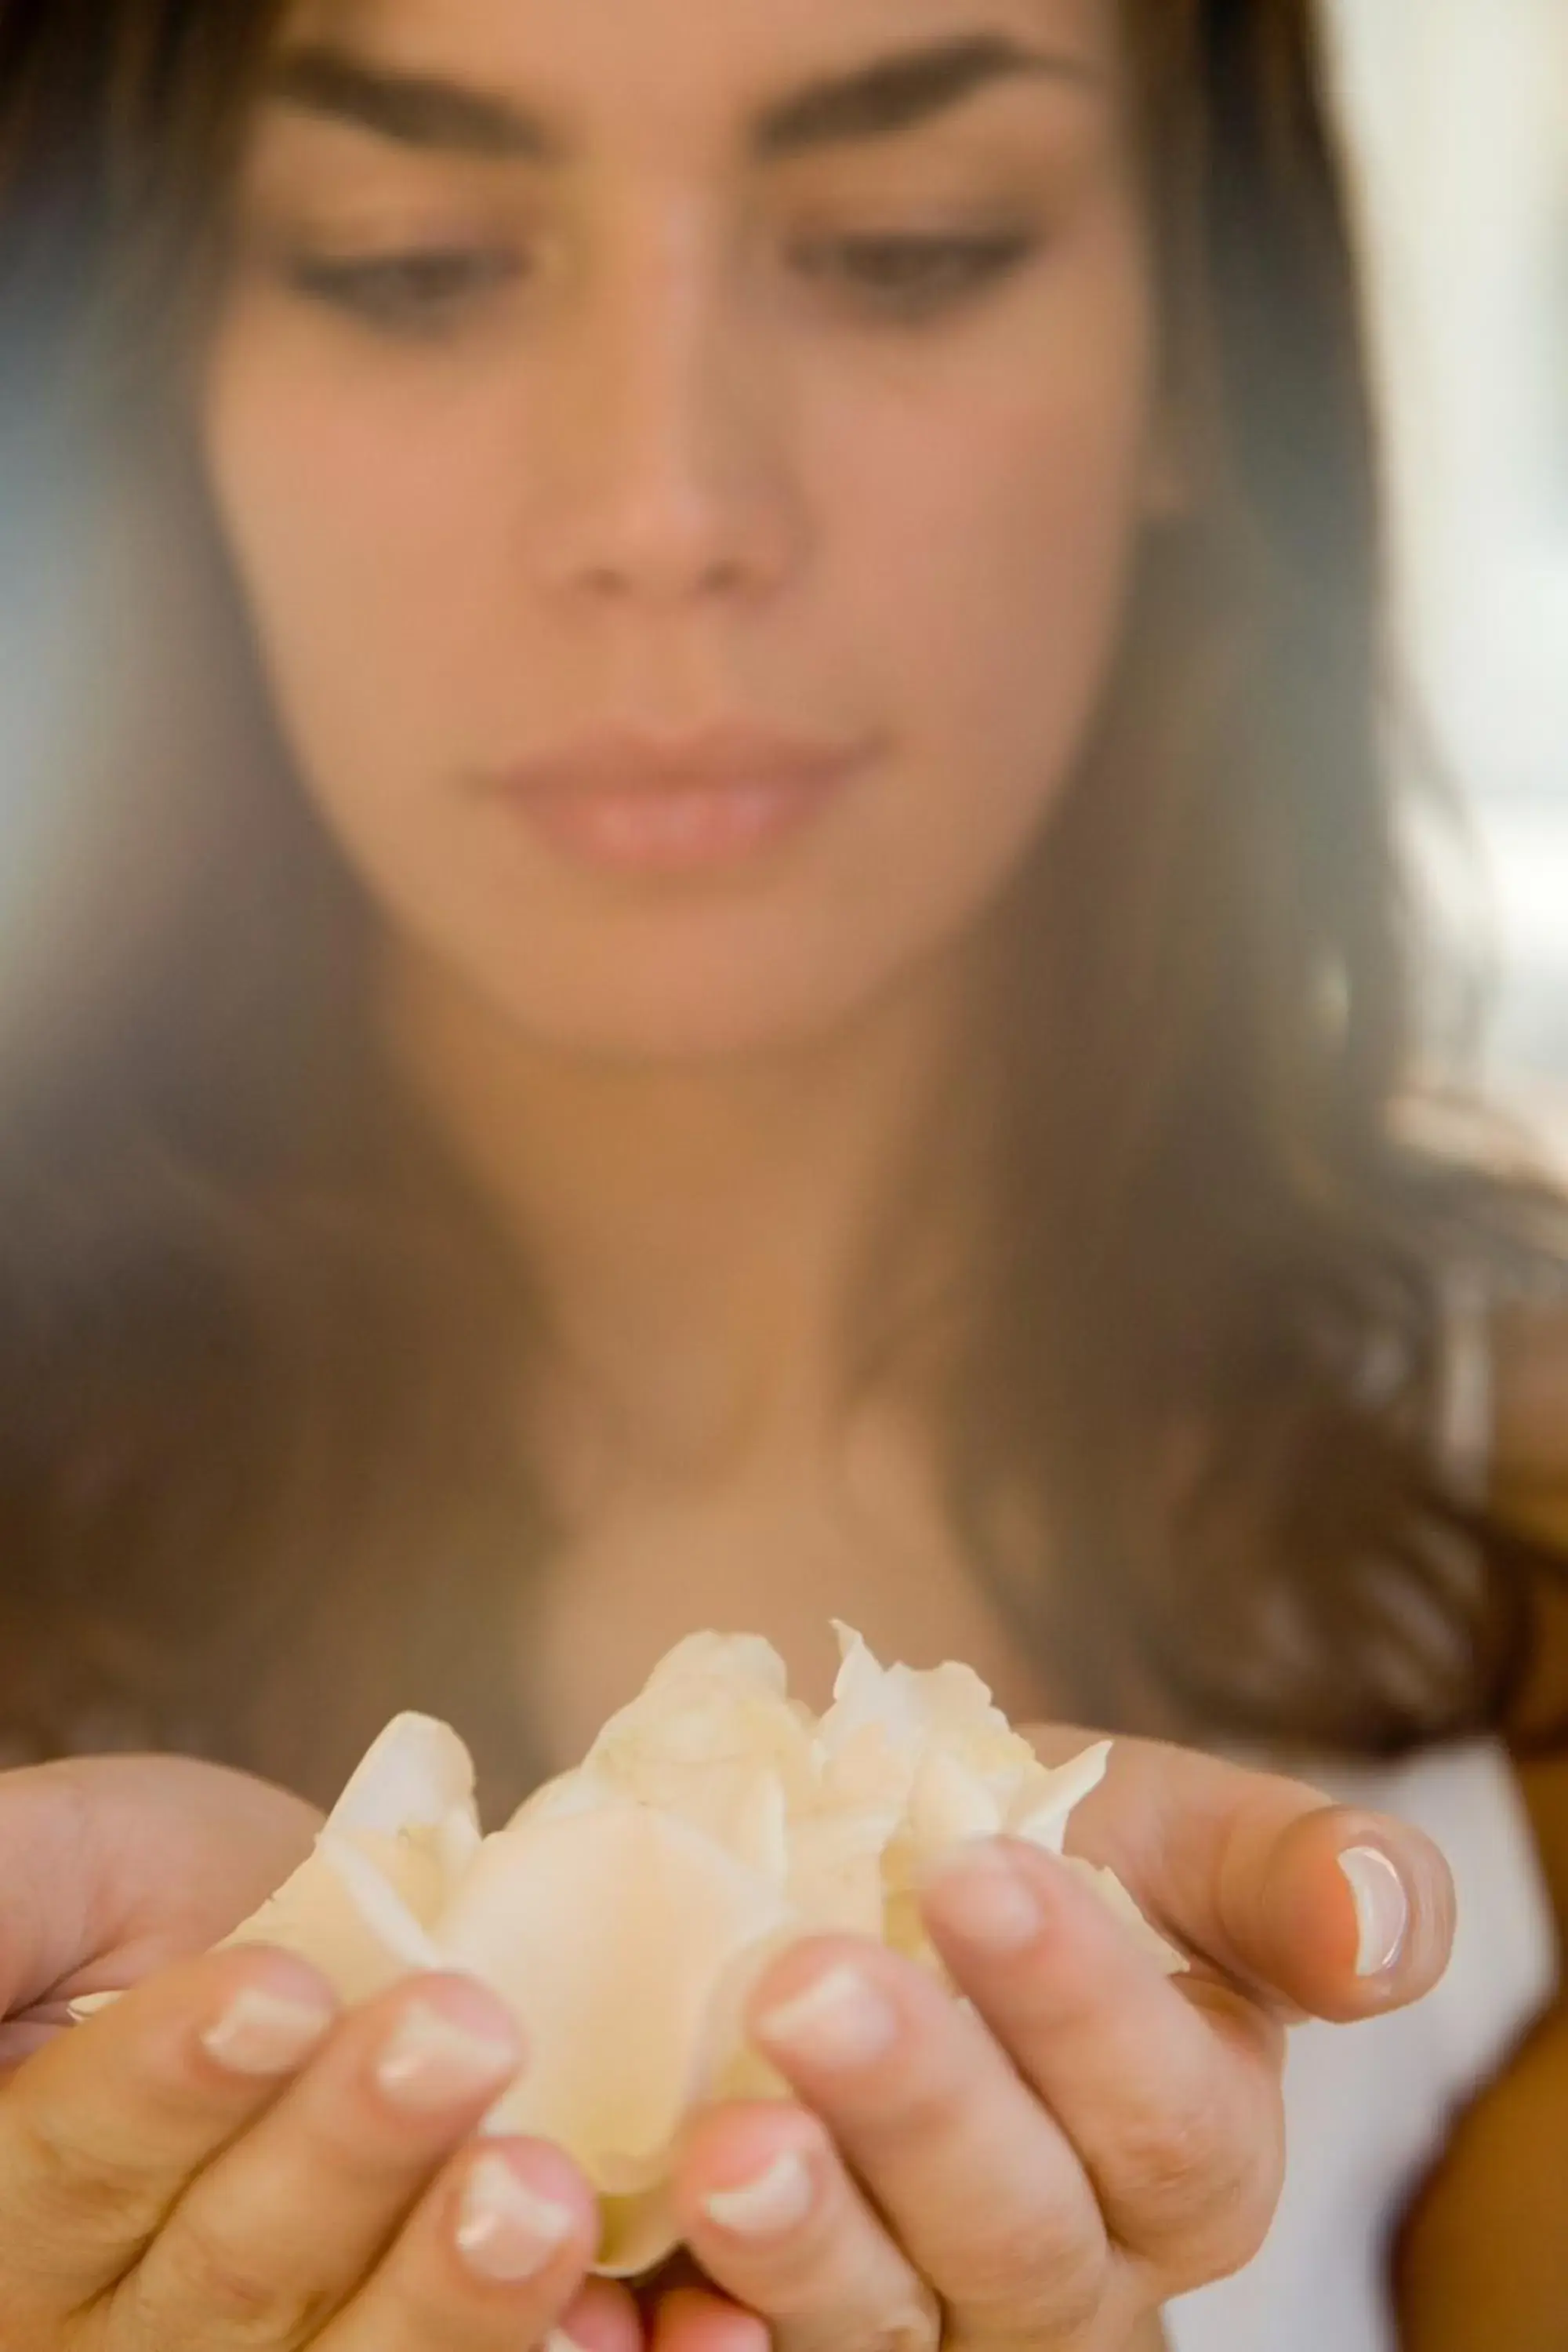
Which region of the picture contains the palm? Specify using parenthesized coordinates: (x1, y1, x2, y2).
(0, 1752, 321, 2066)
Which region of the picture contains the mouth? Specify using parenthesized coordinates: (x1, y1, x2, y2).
(481, 724, 878, 877)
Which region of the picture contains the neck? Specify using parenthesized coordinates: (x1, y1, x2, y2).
(379, 942, 1004, 1498)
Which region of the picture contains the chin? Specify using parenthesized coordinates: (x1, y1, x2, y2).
(499, 978, 874, 1068)
(481, 928, 923, 1067)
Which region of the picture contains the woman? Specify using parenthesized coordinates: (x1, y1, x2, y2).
(0, 0, 1564, 2345)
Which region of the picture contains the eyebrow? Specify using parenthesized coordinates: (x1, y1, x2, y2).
(263, 29, 1103, 168)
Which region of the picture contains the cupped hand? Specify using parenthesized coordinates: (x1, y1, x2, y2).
(0, 1936, 638, 2352)
(647, 1730, 1458, 2352)
(0, 1726, 1459, 2350)
(0, 1752, 325, 2066)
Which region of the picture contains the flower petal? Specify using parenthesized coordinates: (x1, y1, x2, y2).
(330, 1712, 480, 1848)
(434, 1802, 792, 2268)
(1007, 1740, 1114, 1854)
(209, 1715, 480, 2001)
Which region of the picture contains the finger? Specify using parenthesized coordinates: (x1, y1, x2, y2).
(745, 1937, 1116, 2346)
(321, 2134, 601, 2352)
(122, 1969, 528, 2350)
(0, 2002, 80, 2074)
(648, 2284, 771, 2352)
(561, 2276, 653, 2352)
(1025, 1723, 1457, 2024)
(0, 1943, 338, 2323)
(0, 1755, 321, 2019)
(672, 2100, 940, 2352)
(921, 1837, 1283, 2292)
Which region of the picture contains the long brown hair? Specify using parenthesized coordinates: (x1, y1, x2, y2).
(2, 0, 1566, 1814)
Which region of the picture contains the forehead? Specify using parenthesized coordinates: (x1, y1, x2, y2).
(263, 0, 1123, 172)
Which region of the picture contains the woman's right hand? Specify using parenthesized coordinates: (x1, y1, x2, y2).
(0, 1751, 329, 2063)
(0, 1937, 637, 2352)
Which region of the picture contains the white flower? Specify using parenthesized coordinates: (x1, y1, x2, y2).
(73, 1625, 1186, 2275)
(222, 1712, 485, 2000)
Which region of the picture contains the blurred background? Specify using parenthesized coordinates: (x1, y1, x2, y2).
(1322, 0, 1568, 1157)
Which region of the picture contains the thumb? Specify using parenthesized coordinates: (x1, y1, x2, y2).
(1029, 1723, 1457, 2027)
(1207, 1784, 1457, 2025)
(0, 1753, 321, 2021)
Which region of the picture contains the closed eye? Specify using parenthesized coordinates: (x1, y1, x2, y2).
(283, 245, 524, 333)
(279, 227, 1044, 338)
(800, 229, 1042, 312)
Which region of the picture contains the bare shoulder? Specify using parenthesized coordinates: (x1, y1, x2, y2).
(1392, 1998, 1568, 2349)
(1392, 1288, 1568, 2345)
(1374, 1295, 1568, 2347)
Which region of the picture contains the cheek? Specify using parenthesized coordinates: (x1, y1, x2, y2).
(201, 334, 505, 817)
(831, 370, 1152, 893)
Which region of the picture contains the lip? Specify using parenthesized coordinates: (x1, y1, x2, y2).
(482, 721, 876, 877)
(495, 721, 873, 797)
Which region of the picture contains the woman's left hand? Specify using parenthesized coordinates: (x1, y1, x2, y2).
(644, 1735, 1457, 2352)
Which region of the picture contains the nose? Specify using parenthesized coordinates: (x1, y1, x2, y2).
(534, 214, 804, 614)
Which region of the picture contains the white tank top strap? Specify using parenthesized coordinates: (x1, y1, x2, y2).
(1163, 1731, 1561, 2352)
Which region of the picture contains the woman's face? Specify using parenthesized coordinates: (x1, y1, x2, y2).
(202, 0, 1178, 1061)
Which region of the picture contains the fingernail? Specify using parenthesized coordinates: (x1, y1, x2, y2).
(755, 1963, 897, 2070)
(376, 1999, 521, 2111)
(702, 2147, 816, 2238)
(201, 1984, 336, 2076)
(921, 1840, 1043, 1953)
(455, 2152, 577, 2281)
(1338, 1846, 1410, 1976)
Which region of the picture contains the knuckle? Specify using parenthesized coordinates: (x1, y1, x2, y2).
(1022, 2254, 1109, 2341)
(7, 2096, 150, 2236)
(868, 2314, 940, 2352)
(1037, 2241, 1111, 2339)
(962, 2210, 1066, 2300)
(964, 2216, 1109, 2339)
(798, 2321, 934, 2352)
(1177, 2142, 1285, 2287)
(850, 2288, 943, 2352)
(376, 2252, 523, 2343)
(1114, 2096, 1235, 2214)
(129, 2212, 337, 2350)
(1123, 2098, 1285, 2287)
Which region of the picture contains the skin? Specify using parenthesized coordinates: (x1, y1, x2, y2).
(0, 1734, 1457, 2352)
(198, 0, 1188, 1595)
(0, 0, 1469, 2347)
